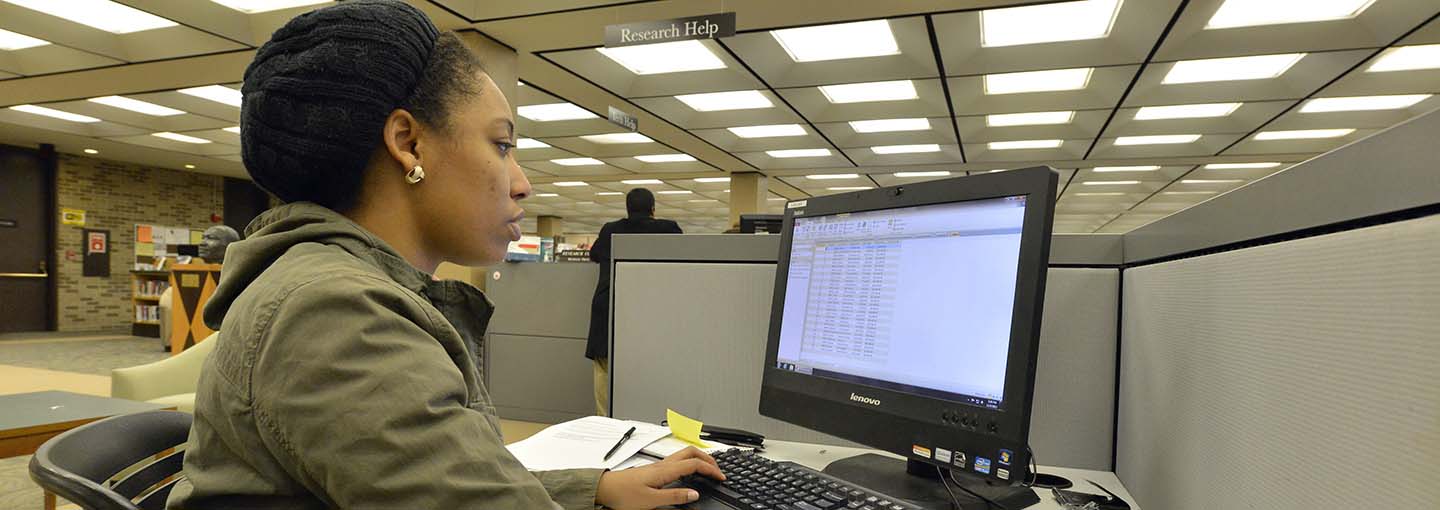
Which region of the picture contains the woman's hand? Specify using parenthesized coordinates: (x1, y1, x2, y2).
(595, 447, 727, 510)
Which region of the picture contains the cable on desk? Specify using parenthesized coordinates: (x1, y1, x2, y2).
(947, 469, 1008, 510)
(937, 464, 964, 510)
(1025, 445, 1038, 488)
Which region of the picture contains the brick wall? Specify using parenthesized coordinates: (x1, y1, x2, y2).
(54, 155, 223, 332)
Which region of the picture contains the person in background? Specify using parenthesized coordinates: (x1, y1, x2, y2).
(169, 2, 720, 509)
(586, 188, 683, 415)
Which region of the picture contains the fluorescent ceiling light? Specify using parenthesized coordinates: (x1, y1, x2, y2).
(84, 149, 99, 154)
(1253, 128, 1354, 140)
(553, 181, 588, 187)
(981, 0, 1123, 47)
(2, 0, 178, 33)
(1366, 44, 1440, 72)
(1114, 134, 1200, 145)
(1093, 165, 1160, 172)
(223, 126, 241, 134)
(1181, 179, 1245, 184)
(0, 28, 49, 50)
(536, 193, 559, 197)
(818, 80, 917, 104)
(580, 132, 653, 144)
(1300, 94, 1431, 113)
(988, 139, 1063, 150)
(984, 68, 1093, 94)
(675, 90, 772, 112)
(1204, 162, 1280, 169)
(597, 192, 623, 196)
(551, 157, 603, 166)
(1083, 180, 1140, 185)
(1162, 53, 1304, 84)
(768, 149, 832, 158)
(596, 40, 726, 75)
(658, 190, 693, 195)
(828, 186, 873, 191)
(8, 105, 100, 123)
(769, 197, 787, 201)
(894, 171, 951, 178)
(88, 96, 185, 116)
(184, 164, 196, 169)
(849, 118, 930, 133)
(728, 124, 806, 138)
(622, 179, 664, 185)
(210, 0, 331, 14)
(635, 154, 696, 163)
(1074, 192, 1126, 196)
(987, 111, 1075, 127)
(770, 20, 899, 62)
(517, 103, 597, 121)
(152, 132, 211, 144)
(694, 177, 731, 183)
(1134, 102, 1241, 120)
(177, 85, 241, 107)
(1206, 0, 1374, 29)
(806, 173, 859, 180)
(871, 144, 940, 154)
(517, 138, 549, 149)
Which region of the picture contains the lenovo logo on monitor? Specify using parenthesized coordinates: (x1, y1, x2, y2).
(849, 393, 882, 406)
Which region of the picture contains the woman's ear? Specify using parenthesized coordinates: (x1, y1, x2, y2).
(381, 108, 422, 171)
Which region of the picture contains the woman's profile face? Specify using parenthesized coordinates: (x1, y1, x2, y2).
(414, 72, 532, 266)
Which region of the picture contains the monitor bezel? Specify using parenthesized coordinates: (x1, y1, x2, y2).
(759, 166, 1057, 484)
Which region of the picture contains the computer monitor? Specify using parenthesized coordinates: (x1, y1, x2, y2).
(759, 167, 1057, 509)
(740, 214, 784, 234)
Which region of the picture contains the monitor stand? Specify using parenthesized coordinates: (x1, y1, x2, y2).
(822, 454, 1040, 510)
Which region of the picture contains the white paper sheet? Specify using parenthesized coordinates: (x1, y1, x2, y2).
(641, 436, 742, 459)
(506, 416, 671, 471)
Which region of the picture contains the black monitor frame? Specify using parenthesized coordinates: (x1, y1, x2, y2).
(759, 166, 1057, 486)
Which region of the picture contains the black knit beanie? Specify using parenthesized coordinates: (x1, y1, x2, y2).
(240, 0, 440, 208)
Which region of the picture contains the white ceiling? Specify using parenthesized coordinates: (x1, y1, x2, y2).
(1, 0, 1437, 235)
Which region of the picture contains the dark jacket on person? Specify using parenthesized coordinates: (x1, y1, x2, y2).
(168, 202, 600, 509)
(585, 216, 683, 360)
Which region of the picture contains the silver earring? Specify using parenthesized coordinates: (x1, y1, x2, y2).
(405, 165, 425, 184)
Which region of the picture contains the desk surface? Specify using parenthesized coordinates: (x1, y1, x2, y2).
(0, 390, 167, 437)
(759, 440, 1140, 510)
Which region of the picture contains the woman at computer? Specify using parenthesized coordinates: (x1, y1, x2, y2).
(168, 2, 721, 509)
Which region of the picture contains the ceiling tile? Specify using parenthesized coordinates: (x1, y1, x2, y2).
(933, 0, 1179, 75)
(1090, 133, 1245, 158)
(1223, 127, 1380, 155)
(543, 40, 762, 98)
(1155, 0, 1435, 61)
(841, 144, 964, 166)
(630, 91, 804, 130)
(956, 109, 1109, 143)
(1125, 50, 1373, 105)
(812, 117, 957, 147)
(1105, 100, 1296, 136)
(776, 78, 950, 122)
(947, 65, 1139, 115)
(962, 139, 1088, 163)
(723, 17, 938, 88)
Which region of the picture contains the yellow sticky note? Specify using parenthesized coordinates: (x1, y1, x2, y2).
(666, 408, 709, 448)
(191, 230, 203, 244)
(136, 243, 154, 257)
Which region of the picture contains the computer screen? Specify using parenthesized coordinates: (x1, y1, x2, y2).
(773, 195, 1026, 410)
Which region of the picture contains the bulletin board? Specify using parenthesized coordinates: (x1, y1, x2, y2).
(133, 224, 205, 270)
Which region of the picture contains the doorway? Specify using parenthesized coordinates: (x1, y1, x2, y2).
(0, 144, 55, 333)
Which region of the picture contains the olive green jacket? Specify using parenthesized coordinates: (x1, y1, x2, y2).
(168, 203, 601, 509)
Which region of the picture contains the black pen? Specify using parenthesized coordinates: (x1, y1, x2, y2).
(603, 426, 637, 461)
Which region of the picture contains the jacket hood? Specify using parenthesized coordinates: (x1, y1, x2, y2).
(202, 202, 438, 329)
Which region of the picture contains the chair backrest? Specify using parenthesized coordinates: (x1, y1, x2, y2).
(29, 410, 193, 510)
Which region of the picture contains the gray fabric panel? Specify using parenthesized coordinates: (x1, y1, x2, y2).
(1118, 214, 1440, 509)
(486, 263, 597, 338)
(1030, 268, 1118, 470)
(487, 333, 595, 423)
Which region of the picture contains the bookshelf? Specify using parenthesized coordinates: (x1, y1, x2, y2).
(131, 270, 170, 337)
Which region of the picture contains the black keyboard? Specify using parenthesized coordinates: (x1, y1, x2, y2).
(684, 449, 924, 510)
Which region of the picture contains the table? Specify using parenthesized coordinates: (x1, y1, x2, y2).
(0, 391, 171, 509)
(758, 440, 1141, 510)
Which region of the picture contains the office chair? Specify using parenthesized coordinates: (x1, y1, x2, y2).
(28, 411, 192, 510)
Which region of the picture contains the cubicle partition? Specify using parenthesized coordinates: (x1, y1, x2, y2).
(483, 261, 599, 423)
(609, 234, 1123, 471)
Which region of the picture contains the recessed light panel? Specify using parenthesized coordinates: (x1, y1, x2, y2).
(597, 192, 624, 196)
(1253, 129, 1354, 140)
(1204, 162, 1280, 169)
(694, 177, 731, 183)
(771, 20, 900, 63)
(984, 68, 1093, 94)
(768, 149, 832, 158)
(1299, 94, 1430, 113)
(728, 124, 806, 138)
(1206, 0, 1374, 29)
(871, 144, 941, 154)
(517, 103, 597, 121)
(152, 132, 211, 144)
(209, 0, 331, 14)
(675, 90, 773, 112)
(849, 118, 930, 133)
(1366, 44, 1440, 72)
(551, 157, 604, 166)
(1134, 102, 1241, 120)
(894, 171, 951, 178)
(223, 126, 242, 134)
(981, 0, 1123, 47)
(1162, 53, 1304, 84)
(553, 181, 589, 187)
(178, 85, 242, 107)
(0, 28, 48, 50)
(986, 111, 1075, 126)
(580, 133, 653, 144)
(596, 40, 726, 75)
(1114, 134, 1201, 145)
(2, 0, 178, 34)
(988, 139, 1064, 150)
(89, 96, 185, 116)
(622, 179, 664, 185)
(635, 154, 697, 163)
(9, 105, 100, 123)
(819, 80, 917, 104)
(536, 193, 560, 197)
(517, 138, 549, 149)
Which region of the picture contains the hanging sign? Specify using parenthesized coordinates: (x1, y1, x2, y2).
(604, 12, 735, 48)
